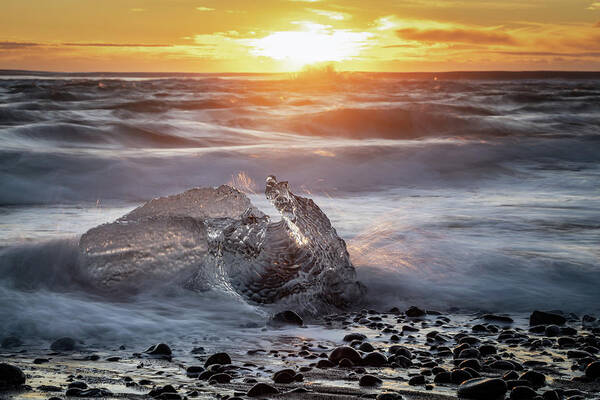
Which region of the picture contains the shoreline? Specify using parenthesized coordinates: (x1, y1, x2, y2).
(2, 308, 600, 399)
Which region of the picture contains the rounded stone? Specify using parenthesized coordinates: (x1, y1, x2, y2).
(542, 390, 560, 400)
(479, 344, 497, 356)
(510, 386, 537, 400)
(459, 359, 481, 371)
(408, 375, 426, 386)
(585, 361, 600, 379)
(458, 348, 481, 359)
(339, 358, 354, 368)
(247, 383, 279, 397)
(529, 311, 566, 326)
(434, 371, 452, 383)
(68, 382, 87, 389)
(50, 337, 76, 351)
(204, 352, 231, 367)
(271, 310, 303, 327)
(329, 346, 362, 364)
(343, 333, 367, 342)
(405, 306, 426, 318)
(186, 366, 205, 377)
(273, 369, 296, 383)
(209, 373, 232, 384)
(144, 343, 172, 356)
(519, 370, 545, 387)
(389, 346, 412, 359)
(359, 342, 374, 352)
(362, 352, 388, 367)
(544, 325, 560, 337)
(359, 374, 383, 386)
(392, 355, 412, 368)
(0, 363, 26, 388)
(451, 369, 473, 384)
(490, 360, 517, 370)
(316, 359, 335, 368)
(457, 377, 507, 399)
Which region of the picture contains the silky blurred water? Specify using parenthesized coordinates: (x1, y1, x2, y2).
(1, 72, 599, 341)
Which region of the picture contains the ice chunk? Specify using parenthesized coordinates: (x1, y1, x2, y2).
(80, 177, 363, 310)
(124, 185, 263, 220)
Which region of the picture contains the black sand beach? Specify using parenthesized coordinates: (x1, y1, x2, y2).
(3, 309, 600, 400)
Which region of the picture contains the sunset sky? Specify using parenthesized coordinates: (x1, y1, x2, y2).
(2, 0, 600, 72)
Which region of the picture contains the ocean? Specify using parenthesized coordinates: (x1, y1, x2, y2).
(1, 71, 599, 344)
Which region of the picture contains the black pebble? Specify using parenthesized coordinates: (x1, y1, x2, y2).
(359, 374, 383, 386)
(247, 382, 279, 397)
(50, 337, 76, 352)
(271, 310, 303, 326)
(510, 385, 537, 399)
(204, 352, 231, 367)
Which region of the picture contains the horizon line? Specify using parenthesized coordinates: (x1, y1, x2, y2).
(1, 68, 600, 76)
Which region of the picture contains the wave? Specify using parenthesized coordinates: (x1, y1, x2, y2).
(3, 122, 210, 148)
(2, 76, 599, 148)
(228, 102, 599, 140)
(0, 108, 43, 125)
(2, 133, 599, 206)
(4, 101, 596, 152)
(104, 99, 233, 113)
(357, 257, 600, 314)
(276, 105, 499, 139)
(0, 240, 264, 341)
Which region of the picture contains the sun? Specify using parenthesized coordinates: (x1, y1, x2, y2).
(249, 23, 371, 69)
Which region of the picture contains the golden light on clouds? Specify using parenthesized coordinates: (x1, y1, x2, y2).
(588, 2, 600, 10)
(1, 0, 599, 72)
(308, 9, 349, 21)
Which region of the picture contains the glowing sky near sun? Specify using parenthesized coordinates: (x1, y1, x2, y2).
(1, 0, 600, 72)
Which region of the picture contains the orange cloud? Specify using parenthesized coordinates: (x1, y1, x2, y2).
(396, 27, 516, 45)
(0, 42, 42, 49)
(493, 51, 600, 58)
(62, 43, 174, 48)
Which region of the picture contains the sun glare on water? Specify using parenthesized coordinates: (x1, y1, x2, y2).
(250, 23, 370, 69)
